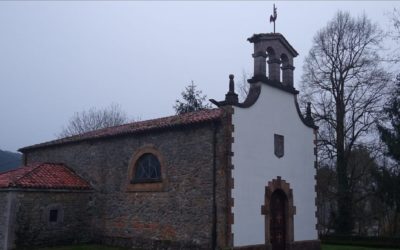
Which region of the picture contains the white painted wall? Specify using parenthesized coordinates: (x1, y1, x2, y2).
(231, 83, 318, 246)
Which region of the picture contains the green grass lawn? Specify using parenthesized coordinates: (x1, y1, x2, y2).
(322, 244, 399, 250)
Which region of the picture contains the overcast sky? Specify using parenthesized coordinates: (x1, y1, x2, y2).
(0, 1, 398, 153)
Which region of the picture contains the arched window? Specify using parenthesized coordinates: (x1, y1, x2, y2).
(126, 145, 166, 192)
(132, 153, 161, 183)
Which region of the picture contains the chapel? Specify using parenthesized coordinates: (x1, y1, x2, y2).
(0, 28, 320, 250)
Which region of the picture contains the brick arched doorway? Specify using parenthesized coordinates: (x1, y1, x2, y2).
(261, 176, 295, 250)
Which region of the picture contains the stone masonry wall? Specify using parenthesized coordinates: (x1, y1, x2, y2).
(14, 191, 92, 248)
(215, 108, 233, 248)
(24, 120, 231, 249)
(0, 192, 10, 250)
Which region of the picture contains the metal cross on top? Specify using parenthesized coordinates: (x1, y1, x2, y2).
(269, 4, 277, 33)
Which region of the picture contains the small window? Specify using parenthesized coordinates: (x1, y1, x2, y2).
(49, 209, 58, 222)
(274, 134, 284, 158)
(132, 153, 161, 183)
(45, 204, 63, 226)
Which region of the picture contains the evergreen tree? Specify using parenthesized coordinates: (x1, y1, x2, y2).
(372, 165, 400, 235)
(375, 76, 400, 235)
(378, 75, 400, 164)
(174, 81, 211, 114)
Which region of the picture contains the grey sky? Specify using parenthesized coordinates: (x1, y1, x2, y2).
(0, 1, 397, 153)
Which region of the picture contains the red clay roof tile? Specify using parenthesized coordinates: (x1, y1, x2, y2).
(20, 108, 224, 152)
(0, 163, 91, 190)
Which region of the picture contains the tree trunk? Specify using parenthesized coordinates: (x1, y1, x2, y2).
(336, 97, 353, 234)
(393, 211, 398, 236)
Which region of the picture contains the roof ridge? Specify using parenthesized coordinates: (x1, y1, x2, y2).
(11, 163, 43, 187)
(49, 109, 219, 141)
(19, 108, 223, 152)
(0, 166, 24, 175)
(58, 163, 91, 186)
(84, 108, 219, 131)
(0, 162, 92, 190)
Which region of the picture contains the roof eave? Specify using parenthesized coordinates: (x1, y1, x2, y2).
(19, 114, 223, 153)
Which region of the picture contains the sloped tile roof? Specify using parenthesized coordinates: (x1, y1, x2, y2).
(20, 108, 224, 152)
(0, 163, 92, 190)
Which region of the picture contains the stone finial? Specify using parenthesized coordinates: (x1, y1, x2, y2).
(208, 74, 239, 107)
(229, 74, 235, 93)
(306, 102, 312, 116)
(305, 102, 315, 126)
(225, 74, 238, 105)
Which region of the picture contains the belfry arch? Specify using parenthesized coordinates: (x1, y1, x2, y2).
(261, 176, 296, 250)
(267, 47, 280, 82)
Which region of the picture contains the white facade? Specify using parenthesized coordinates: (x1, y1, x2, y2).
(231, 83, 318, 246)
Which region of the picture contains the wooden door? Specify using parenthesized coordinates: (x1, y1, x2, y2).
(270, 190, 286, 250)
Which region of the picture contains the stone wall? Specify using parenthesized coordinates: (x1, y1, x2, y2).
(14, 191, 92, 247)
(216, 107, 234, 247)
(232, 240, 321, 250)
(0, 192, 11, 250)
(24, 120, 231, 249)
(290, 240, 321, 250)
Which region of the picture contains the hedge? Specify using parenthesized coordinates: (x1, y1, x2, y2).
(321, 235, 400, 249)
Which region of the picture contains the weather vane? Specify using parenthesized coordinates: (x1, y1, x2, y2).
(270, 4, 277, 33)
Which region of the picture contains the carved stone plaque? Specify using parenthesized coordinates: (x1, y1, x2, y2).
(274, 134, 284, 158)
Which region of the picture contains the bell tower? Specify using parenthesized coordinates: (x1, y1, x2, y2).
(247, 33, 298, 89)
(210, 33, 301, 108)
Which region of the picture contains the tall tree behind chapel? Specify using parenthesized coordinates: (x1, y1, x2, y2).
(300, 11, 391, 234)
(174, 81, 211, 114)
(374, 75, 400, 235)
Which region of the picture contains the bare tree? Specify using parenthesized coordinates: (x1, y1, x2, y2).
(237, 69, 250, 102)
(384, 8, 400, 63)
(316, 164, 337, 236)
(300, 11, 391, 234)
(59, 103, 128, 138)
(347, 147, 381, 235)
(391, 8, 400, 36)
(317, 147, 386, 236)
